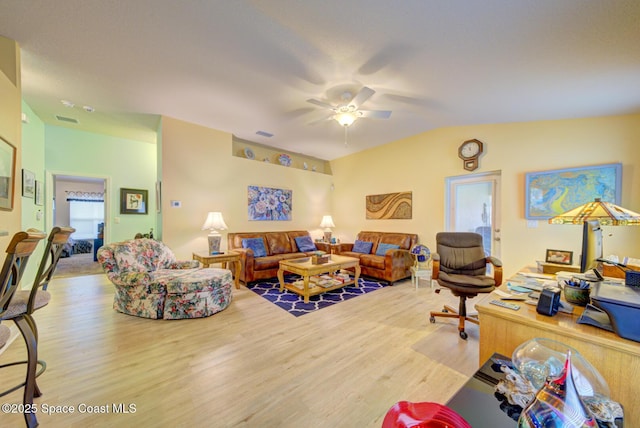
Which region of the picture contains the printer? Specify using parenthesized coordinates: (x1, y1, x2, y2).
(586, 282, 640, 342)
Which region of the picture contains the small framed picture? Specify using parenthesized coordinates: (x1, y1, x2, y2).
(545, 249, 573, 265)
(35, 180, 44, 206)
(22, 169, 35, 198)
(120, 188, 148, 215)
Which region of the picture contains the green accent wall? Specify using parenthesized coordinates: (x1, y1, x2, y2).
(44, 125, 157, 243)
(21, 101, 46, 283)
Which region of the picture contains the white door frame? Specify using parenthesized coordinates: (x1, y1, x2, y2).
(45, 170, 111, 244)
(445, 170, 502, 259)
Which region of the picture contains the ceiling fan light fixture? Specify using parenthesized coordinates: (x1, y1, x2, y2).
(335, 112, 356, 127)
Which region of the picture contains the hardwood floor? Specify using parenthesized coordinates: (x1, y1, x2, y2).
(0, 274, 483, 427)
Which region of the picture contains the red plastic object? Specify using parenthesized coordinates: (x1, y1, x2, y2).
(382, 401, 472, 428)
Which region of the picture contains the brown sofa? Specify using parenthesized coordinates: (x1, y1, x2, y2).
(334, 231, 418, 284)
(227, 231, 330, 284)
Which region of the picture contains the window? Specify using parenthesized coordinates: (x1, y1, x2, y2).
(68, 192, 104, 239)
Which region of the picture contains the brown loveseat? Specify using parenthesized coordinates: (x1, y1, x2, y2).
(227, 231, 329, 284)
(334, 231, 418, 284)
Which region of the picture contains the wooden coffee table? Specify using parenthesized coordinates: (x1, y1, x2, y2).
(277, 254, 361, 303)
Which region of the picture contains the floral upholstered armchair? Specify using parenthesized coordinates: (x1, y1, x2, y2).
(98, 238, 233, 319)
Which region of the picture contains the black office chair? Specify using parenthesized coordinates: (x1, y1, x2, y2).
(429, 232, 502, 340)
(0, 229, 47, 428)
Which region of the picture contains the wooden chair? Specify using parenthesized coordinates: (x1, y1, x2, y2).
(0, 230, 47, 428)
(429, 232, 502, 340)
(0, 227, 74, 397)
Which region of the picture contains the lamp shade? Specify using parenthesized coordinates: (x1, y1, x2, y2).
(548, 198, 640, 226)
(202, 212, 228, 231)
(319, 215, 335, 229)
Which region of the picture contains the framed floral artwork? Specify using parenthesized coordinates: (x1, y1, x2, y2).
(248, 186, 292, 221)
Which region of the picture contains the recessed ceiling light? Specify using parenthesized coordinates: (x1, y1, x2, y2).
(83, 105, 95, 113)
(61, 99, 75, 108)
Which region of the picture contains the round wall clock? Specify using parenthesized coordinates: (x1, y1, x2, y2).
(458, 139, 484, 171)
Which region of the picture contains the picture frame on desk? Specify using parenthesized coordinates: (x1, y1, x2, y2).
(525, 163, 621, 219)
(545, 249, 573, 265)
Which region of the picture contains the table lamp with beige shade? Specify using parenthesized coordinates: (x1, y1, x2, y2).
(202, 211, 228, 254)
(319, 215, 335, 243)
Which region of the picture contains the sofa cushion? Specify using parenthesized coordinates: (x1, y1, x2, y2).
(294, 235, 316, 252)
(254, 254, 291, 271)
(360, 254, 386, 270)
(376, 243, 400, 256)
(265, 232, 293, 255)
(376, 233, 414, 250)
(242, 238, 267, 257)
(353, 239, 373, 254)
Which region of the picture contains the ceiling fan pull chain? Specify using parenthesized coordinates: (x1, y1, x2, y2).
(344, 125, 349, 146)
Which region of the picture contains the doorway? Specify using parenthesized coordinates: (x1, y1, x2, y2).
(445, 171, 502, 259)
(49, 174, 107, 277)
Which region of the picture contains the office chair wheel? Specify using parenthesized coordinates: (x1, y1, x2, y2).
(429, 316, 435, 323)
(459, 331, 468, 340)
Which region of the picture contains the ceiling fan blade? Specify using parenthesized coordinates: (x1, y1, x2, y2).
(359, 109, 392, 119)
(349, 86, 375, 109)
(306, 98, 336, 110)
(307, 113, 335, 125)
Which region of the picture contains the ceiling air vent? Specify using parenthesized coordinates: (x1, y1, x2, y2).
(55, 115, 79, 124)
(256, 130, 273, 138)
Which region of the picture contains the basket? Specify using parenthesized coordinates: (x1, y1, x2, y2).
(312, 255, 329, 265)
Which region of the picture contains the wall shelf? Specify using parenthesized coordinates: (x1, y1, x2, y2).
(232, 136, 331, 175)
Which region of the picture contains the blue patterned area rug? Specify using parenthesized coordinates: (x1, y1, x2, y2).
(247, 276, 388, 317)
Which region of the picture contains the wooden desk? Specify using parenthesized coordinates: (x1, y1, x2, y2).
(192, 252, 241, 289)
(476, 275, 640, 425)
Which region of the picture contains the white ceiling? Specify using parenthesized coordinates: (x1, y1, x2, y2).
(2, 0, 639, 160)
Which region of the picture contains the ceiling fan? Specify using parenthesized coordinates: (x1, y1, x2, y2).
(306, 86, 392, 128)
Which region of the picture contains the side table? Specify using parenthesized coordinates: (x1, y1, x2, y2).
(410, 266, 432, 290)
(193, 252, 241, 289)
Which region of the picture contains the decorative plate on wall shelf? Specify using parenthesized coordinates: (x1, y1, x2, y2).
(244, 148, 255, 160)
(263, 157, 270, 163)
(303, 162, 308, 170)
(278, 153, 292, 167)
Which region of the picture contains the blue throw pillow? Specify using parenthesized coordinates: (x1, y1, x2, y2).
(241, 238, 267, 257)
(352, 239, 373, 254)
(376, 243, 400, 256)
(294, 235, 316, 252)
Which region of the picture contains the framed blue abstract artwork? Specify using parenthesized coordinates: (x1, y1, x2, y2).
(248, 186, 292, 221)
(525, 163, 621, 219)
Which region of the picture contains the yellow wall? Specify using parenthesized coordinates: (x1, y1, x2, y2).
(330, 114, 640, 278)
(0, 36, 21, 249)
(160, 116, 334, 259)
